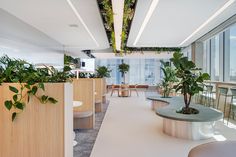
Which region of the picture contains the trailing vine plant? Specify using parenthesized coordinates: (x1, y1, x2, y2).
(97, 0, 181, 55)
(98, 0, 116, 53)
(0, 55, 71, 121)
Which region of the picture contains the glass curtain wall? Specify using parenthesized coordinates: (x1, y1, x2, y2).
(229, 25, 236, 81)
(202, 23, 236, 82)
(95, 58, 162, 85)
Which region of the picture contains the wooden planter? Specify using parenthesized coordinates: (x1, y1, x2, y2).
(0, 83, 73, 157)
(101, 78, 107, 103)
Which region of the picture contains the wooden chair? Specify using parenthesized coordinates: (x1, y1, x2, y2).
(110, 84, 119, 96)
(129, 84, 139, 96)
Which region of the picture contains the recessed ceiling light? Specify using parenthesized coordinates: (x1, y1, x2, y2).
(133, 0, 160, 46)
(179, 0, 235, 46)
(66, 0, 99, 47)
(69, 24, 79, 28)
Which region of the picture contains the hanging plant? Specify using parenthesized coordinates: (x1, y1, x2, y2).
(98, 0, 116, 53)
(0, 55, 72, 121)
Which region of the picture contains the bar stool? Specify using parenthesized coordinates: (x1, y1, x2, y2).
(195, 84, 204, 104)
(204, 85, 215, 107)
(228, 88, 236, 124)
(216, 87, 229, 121)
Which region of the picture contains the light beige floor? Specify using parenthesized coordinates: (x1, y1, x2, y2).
(90, 92, 236, 157)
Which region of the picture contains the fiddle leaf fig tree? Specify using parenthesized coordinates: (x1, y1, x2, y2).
(170, 52, 210, 114)
(0, 55, 71, 121)
(95, 66, 111, 78)
(160, 60, 178, 98)
(118, 63, 129, 84)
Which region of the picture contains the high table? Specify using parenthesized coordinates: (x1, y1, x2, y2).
(73, 101, 83, 146)
(147, 96, 223, 140)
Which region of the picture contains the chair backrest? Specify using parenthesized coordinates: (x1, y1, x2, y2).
(218, 87, 228, 95)
(230, 88, 236, 97)
(206, 85, 213, 92)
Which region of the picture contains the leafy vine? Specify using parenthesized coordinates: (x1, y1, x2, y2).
(0, 55, 71, 121)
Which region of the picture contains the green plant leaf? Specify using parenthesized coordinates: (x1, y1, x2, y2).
(16, 102, 24, 110)
(25, 84, 31, 89)
(9, 86, 18, 93)
(38, 82, 45, 91)
(48, 97, 58, 104)
(13, 94, 18, 102)
(5, 100, 13, 110)
(12, 112, 17, 121)
(31, 86, 38, 95)
(41, 95, 48, 103)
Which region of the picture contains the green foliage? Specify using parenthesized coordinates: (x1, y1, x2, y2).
(170, 51, 210, 112)
(64, 54, 80, 69)
(118, 63, 129, 74)
(95, 66, 111, 78)
(99, 0, 116, 52)
(118, 63, 129, 83)
(121, 0, 136, 50)
(160, 60, 178, 98)
(79, 72, 87, 78)
(0, 55, 69, 121)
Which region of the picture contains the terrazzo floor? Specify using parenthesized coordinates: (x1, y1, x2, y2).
(90, 91, 236, 157)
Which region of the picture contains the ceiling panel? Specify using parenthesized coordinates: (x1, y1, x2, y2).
(127, 0, 236, 47)
(0, 0, 109, 52)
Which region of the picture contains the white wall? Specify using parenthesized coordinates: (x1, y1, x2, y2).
(0, 9, 64, 66)
(80, 58, 95, 72)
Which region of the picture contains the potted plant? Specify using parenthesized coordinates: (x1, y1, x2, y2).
(0, 55, 73, 120)
(0, 55, 73, 157)
(170, 51, 210, 114)
(160, 60, 178, 98)
(95, 66, 111, 78)
(118, 63, 129, 84)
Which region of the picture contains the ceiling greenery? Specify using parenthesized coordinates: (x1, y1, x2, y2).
(97, 0, 181, 54)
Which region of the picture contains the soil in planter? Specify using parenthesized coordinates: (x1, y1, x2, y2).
(176, 107, 199, 114)
(161, 96, 172, 98)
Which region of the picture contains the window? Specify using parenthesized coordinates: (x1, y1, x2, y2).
(229, 25, 236, 81)
(95, 58, 162, 85)
(210, 35, 220, 81)
(203, 39, 211, 74)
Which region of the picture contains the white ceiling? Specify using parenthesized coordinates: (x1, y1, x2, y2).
(0, 0, 109, 55)
(127, 0, 236, 47)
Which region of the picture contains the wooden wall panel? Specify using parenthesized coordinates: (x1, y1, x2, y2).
(73, 79, 95, 112)
(0, 83, 71, 157)
(94, 78, 103, 102)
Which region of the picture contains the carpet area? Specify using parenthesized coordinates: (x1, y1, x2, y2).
(73, 101, 109, 157)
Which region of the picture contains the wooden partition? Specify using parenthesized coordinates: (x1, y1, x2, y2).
(101, 78, 107, 103)
(0, 83, 73, 157)
(94, 78, 103, 103)
(73, 78, 95, 112)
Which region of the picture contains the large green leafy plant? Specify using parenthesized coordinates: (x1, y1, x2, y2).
(160, 60, 178, 98)
(118, 63, 129, 84)
(0, 55, 71, 121)
(95, 66, 111, 78)
(170, 52, 210, 114)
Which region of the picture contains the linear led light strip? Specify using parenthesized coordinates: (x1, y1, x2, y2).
(133, 0, 160, 46)
(180, 0, 235, 46)
(66, 0, 99, 47)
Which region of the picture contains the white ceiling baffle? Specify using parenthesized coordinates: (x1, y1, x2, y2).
(127, 0, 236, 47)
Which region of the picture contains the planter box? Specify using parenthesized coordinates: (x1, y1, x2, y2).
(0, 83, 73, 157)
